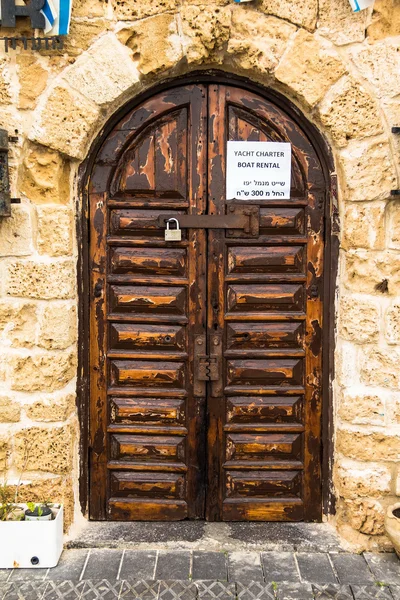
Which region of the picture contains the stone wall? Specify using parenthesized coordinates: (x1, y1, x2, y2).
(0, 0, 399, 548)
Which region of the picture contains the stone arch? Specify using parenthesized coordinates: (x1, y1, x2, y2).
(21, 8, 400, 546)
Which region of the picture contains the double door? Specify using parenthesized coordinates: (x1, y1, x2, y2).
(88, 83, 326, 521)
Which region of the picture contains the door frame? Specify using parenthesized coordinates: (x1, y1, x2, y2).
(76, 71, 339, 520)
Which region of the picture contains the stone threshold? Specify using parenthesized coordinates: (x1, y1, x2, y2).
(66, 521, 346, 553)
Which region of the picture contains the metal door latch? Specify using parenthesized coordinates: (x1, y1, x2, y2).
(194, 334, 223, 397)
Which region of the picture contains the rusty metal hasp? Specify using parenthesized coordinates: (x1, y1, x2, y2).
(157, 204, 259, 237)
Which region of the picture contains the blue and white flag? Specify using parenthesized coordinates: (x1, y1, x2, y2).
(348, 0, 374, 11)
(42, 0, 72, 35)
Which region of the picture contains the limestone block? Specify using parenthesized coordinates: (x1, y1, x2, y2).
(24, 393, 75, 422)
(342, 201, 385, 250)
(339, 295, 379, 343)
(61, 19, 111, 57)
(274, 30, 346, 108)
(318, 0, 366, 45)
(30, 86, 100, 160)
(337, 390, 385, 426)
(318, 76, 383, 148)
(0, 436, 8, 463)
(361, 346, 400, 389)
(337, 429, 400, 461)
(38, 303, 77, 350)
(37, 207, 73, 257)
(10, 351, 76, 392)
(17, 55, 48, 111)
(259, 0, 317, 29)
(385, 393, 400, 425)
(62, 34, 140, 106)
(382, 99, 400, 160)
(19, 143, 70, 205)
(335, 458, 391, 498)
(343, 498, 385, 535)
(367, 0, 400, 41)
(0, 205, 33, 257)
(11, 473, 74, 529)
(338, 139, 396, 202)
(335, 341, 359, 388)
(112, 0, 180, 20)
(227, 10, 296, 73)
(180, 5, 231, 64)
(0, 57, 12, 105)
(387, 201, 400, 250)
(72, 0, 106, 18)
(385, 301, 400, 345)
(5, 259, 75, 300)
(350, 40, 400, 99)
(0, 396, 20, 423)
(396, 468, 400, 496)
(0, 300, 37, 348)
(344, 249, 400, 295)
(117, 13, 182, 75)
(14, 426, 74, 474)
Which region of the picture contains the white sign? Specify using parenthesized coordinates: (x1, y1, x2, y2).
(226, 141, 291, 200)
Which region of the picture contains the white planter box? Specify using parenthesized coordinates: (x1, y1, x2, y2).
(0, 505, 63, 569)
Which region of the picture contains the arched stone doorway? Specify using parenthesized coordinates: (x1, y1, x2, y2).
(80, 75, 336, 522)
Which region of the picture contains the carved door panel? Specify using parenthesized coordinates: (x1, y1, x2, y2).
(88, 83, 325, 521)
(206, 86, 324, 522)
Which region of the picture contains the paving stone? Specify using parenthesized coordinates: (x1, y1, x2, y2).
(42, 580, 86, 600)
(119, 551, 157, 581)
(330, 553, 374, 585)
(390, 586, 400, 599)
(296, 553, 337, 584)
(120, 580, 159, 599)
(261, 552, 299, 583)
(192, 552, 227, 581)
(46, 550, 89, 581)
(364, 553, 400, 585)
(10, 569, 48, 581)
(351, 585, 393, 599)
(237, 581, 275, 599)
(158, 580, 197, 600)
(80, 580, 122, 600)
(312, 584, 353, 599)
(195, 581, 236, 598)
(0, 573, 11, 583)
(82, 551, 123, 581)
(155, 552, 191, 581)
(0, 585, 12, 600)
(3, 581, 49, 600)
(275, 582, 314, 600)
(228, 552, 264, 583)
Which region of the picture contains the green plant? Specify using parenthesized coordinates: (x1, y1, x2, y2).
(0, 436, 34, 521)
(0, 478, 14, 521)
(26, 502, 44, 516)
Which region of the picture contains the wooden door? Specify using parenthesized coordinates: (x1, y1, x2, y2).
(88, 83, 326, 522)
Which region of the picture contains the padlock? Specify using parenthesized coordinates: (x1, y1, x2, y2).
(165, 218, 182, 241)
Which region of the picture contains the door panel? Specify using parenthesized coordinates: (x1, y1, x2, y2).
(89, 84, 207, 520)
(206, 85, 323, 522)
(88, 82, 325, 522)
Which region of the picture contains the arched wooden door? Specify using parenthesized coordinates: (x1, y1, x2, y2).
(87, 83, 327, 522)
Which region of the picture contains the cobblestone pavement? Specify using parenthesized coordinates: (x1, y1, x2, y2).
(0, 550, 400, 599)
